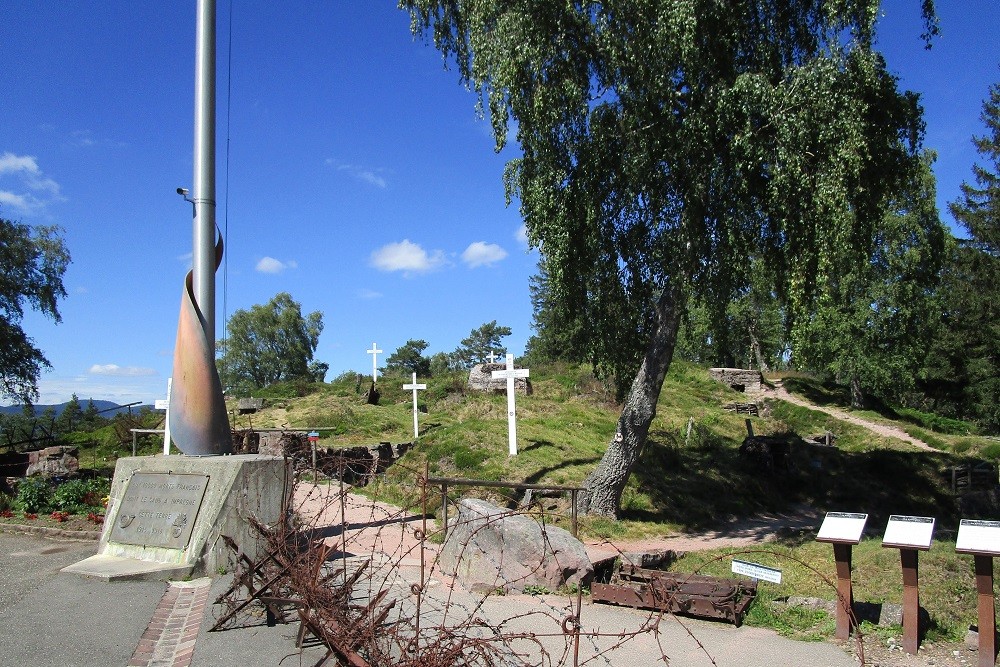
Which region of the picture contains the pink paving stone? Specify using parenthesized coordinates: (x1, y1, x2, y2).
(128, 579, 212, 667)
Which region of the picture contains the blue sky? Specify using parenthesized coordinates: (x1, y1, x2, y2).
(2, 1, 998, 407)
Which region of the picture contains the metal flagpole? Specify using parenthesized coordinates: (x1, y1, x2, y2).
(193, 0, 216, 347)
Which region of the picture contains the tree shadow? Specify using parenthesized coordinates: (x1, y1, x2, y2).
(628, 434, 961, 533)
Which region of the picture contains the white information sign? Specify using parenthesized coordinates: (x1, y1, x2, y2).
(882, 515, 935, 549)
(732, 559, 782, 584)
(956, 519, 1000, 555)
(817, 512, 868, 543)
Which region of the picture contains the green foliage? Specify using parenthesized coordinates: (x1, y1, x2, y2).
(14, 477, 52, 514)
(792, 152, 946, 408)
(218, 292, 324, 393)
(404, 0, 934, 401)
(894, 407, 976, 435)
(0, 218, 70, 404)
(981, 443, 1000, 461)
(451, 321, 512, 368)
(524, 257, 589, 365)
(52, 478, 109, 514)
(384, 339, 431, 376)
(919, 80, 1000, 432)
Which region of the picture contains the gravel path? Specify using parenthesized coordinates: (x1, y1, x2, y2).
(765, 382, 936, 451)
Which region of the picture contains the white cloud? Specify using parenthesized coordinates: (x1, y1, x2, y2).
(356, 288, 383, 299)
(0, 152, 62, 213)
(89, 364, 157, 377)
(370, 239, 444, 273)
(0, 191, 31, 209)
(358, 171, 387, 188)
(0, 152, 39, 175)
(462, 241, 508, 268)
(256, 257, 297, 274)
(515, 224, 529, 245)
(326, 159, 388, 189)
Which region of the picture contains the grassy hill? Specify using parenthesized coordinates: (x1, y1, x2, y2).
(40, 361, 1000, 642)
(233, 362, 996, 539)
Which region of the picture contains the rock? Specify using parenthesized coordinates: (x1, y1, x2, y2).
(440, 498, 592, 594)
(467, 363, 532, 395)
(965, 626, 979, 651)
(877, 602, 903, 627)
(25, 446, 79, 477)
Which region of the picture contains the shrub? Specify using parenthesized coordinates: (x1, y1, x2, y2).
(52, 478, 110, 514)
(14, 477, 52, 514)
(981, 443, 1000, 461)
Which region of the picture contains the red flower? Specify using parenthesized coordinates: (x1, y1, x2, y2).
(0, 510, 13, 518)
(87, 512, 105, 525)
(25, 513, 38, 520)
(50, 511, 69, 523)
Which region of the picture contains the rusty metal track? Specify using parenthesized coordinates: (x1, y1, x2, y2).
(592, 562, 757, 626)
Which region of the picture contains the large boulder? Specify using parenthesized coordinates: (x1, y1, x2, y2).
(439, 498, 593, 594)
(25, 446, 79, 477)
(467, 363, 532, 395)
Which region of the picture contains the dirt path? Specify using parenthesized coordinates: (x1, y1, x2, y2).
(765, 381, 936, 452)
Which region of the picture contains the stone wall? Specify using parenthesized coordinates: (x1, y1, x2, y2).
(708, 368, 762, 393)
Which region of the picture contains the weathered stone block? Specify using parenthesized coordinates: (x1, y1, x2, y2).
(440, 498, 592, 593)
(708, 368, 763, 393)
(467, 363, 532, 395)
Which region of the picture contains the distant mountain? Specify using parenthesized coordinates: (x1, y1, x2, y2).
(0, 400, 151, 418)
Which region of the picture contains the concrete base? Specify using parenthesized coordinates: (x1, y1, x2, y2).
(60, 553, 194, 581)
(63, 454, 291, 581)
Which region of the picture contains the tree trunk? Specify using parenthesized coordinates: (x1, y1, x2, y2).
(578, 284, 684, 518)
(749, 325, 769, 372)
(850, 374, 865, 409)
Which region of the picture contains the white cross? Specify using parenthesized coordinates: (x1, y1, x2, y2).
(402, 372, 427, 439)
(367, 342, 382, 383)
(486, 350, 498, 363)
(155, 378, 173, 455)
(491, 353, 529, 456)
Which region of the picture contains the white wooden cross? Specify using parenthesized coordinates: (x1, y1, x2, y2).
(367, 342, 383, 383)
(486, 350, 498, 363)
(402, 372, 427, 439)
(491, 353, 529, 456)
(154, 378, 173, 455)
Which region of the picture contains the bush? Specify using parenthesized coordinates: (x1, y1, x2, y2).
(52, 478, 110, 514)
(981, 443, 1000, 461)
(14, 477, 53, 514)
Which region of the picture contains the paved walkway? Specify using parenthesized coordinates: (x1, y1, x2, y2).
(128, 579, 211, 667)
(0, 529, 867, 667)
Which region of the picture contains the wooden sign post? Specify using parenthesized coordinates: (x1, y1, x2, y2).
(491, 354, 529, 456)
(817, 512, 868, 640)
(882, 515, 936, 655)
(402, 373, 427, 439)
(956, 519, 1000, 667)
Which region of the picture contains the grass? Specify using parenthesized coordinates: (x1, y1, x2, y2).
(46, 360, 999, 645)
(668, 538, 999, 642)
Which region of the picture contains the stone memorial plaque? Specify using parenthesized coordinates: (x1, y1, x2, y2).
(956, 519, 1000, 555)
(816, 511, 868, 543)
(109, 472, 209, 549)
(882, 515, 935, 549)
